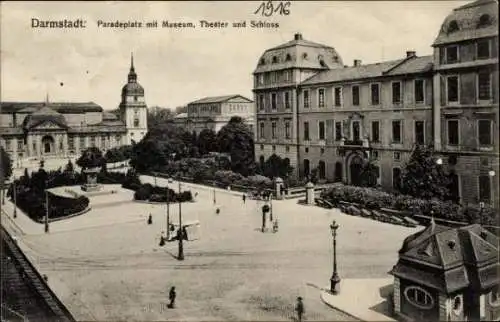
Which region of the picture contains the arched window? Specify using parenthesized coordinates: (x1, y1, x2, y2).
(318, 161, 326, 179)
(490, 285, 500, 307)
(302, 53, 308, 60)
(259, 155, 265, 167)
(285, 54, 292, 61)
(259, 58, 266, 65)
(404, 286, 434, 310)
(478, 14, 492, 28)
(272, 56, 278, 64)
(452, 295, 463, 314)
(448, 20, 459, 33)
(319, 60, 327, 67)
(335, 162, 343, 182)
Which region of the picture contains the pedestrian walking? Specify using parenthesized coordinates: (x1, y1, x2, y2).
(295, 297, 304, 322)
(242, 194, 246, 204)
(168, 286, 176, 308)
(147, 214, 153, 225)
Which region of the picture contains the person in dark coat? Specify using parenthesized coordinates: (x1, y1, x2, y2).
(168, 286, 176, 308)
(295, 296, 304, 322)
(242, 194, 246, 204)
(147, 214, 152, 225)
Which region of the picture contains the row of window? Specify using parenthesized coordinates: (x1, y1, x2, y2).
(188, 105, 221, 114)
(446, 14, 492, 34)
(299, 79, 426, 109)
(2, 135, 123, 151)
(256, 70, 293, 86)
(445, 71, 492, 104)
(258, 119, 425, 145)
(446, 119, 493, 146)
(257, 91, 292, 110)
(442, 37, 493, 64)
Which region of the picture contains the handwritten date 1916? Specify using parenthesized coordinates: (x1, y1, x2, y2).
(254, 1, 291, 16)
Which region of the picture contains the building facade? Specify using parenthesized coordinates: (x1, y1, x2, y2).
(0, 55, 148, 163)
(174, 95, 254, 134)
(253, 0, 499, 207)
(391, 222, 499, 321)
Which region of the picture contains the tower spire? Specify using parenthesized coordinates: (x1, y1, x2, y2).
(130, 52, 135, 71)
(128, 53, 137, 83)
(45, 91, 49, 104)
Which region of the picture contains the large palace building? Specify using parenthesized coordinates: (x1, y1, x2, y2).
(253, 0, 499, 207)
(0, 55, 148, 163)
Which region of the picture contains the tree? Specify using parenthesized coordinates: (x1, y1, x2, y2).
(64, 159, 74, 173)
(216, 117, 256, 176)
(130, 139, 168, 172)
(261, 154, 294, 179)
(148, 106, 175, 131)
(197, 129, 217, 155)
(400, 145, 452, 201)
(76, 147, 106, 170)
(0, 146, 12, 181)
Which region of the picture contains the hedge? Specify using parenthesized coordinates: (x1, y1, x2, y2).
(320, 183, 498, 226)
(132, 183, 193, 203)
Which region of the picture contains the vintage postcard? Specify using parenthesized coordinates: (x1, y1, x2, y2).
(1, 1, 499, 321)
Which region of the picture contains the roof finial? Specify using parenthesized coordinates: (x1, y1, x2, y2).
(45, 91, 49, 104)
(131, 52, 135, 71)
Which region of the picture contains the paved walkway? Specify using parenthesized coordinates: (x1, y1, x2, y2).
(320, 278, 395, 322)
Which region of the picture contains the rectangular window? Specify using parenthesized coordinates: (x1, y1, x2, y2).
(352, 86, 360, 106)
(259, 95, 265, 110)
(304, 90, 310, 108)
(478, 71, 491, 100)
(372, 150, 379, 160)
(352, 121, 360, 141)
(271, 93, 277, 110)
(304, 122, 310, 141)
(371, 83, 380, 105)
(5, 139, 11, 150)
(479, 175, 491, 202)
(319, 121, 325, 140)
(259, 122, 265, 139)
(393, 152, 401, 161)
(270, 72, 277, 83)
(477, 39, 490, 60)
(478, 120, 492, 146)
(415, 79, 425, 103)
(258, 74, 264, 85)
(415, 121, 425, 145)
(446, 45, 459, 64)
(115, 135, 121, 144)
(392, 168, 402, 191)
(68, 136, 75, 150)
(17, 140, 23, 151)
(80, 137, 85, 149)
(447, 120, 459, 145)
(447, 76, 459, 103)
(285, 121, 291, 139)
(392, 120, 402, 143)
(392, 82, 401, 104)
(271, 121, 277, 139)
(90, 136, 96, 147)
(371, 121, 380, 142)
(318, 88, 325, 108)
(334, 87, 342, 107)
(285, 92, 291, 109)
(284, 70, 291, 82)
(335, 122, 342, 141)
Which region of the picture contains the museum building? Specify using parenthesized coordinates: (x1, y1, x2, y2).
(253, 0, 499, 207)
(0, 55, 148, 163)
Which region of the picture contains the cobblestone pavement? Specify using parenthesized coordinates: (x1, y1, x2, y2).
(3, 175, 419, 321)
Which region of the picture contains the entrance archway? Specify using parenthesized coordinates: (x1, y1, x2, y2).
(348, 154, 363, 186)
(41, 135, 55, 154)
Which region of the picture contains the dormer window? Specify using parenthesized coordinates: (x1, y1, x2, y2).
(302, 53, 308, 60)
(320, 60, 327, 67)
(259, 58, 266, 65)
(448, 20, 459, 33)
(285, 54, 292, 61)
(477, 14, 492, 28)
(272, 56, 278, 64)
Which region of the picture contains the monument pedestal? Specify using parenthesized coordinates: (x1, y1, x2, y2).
(81, 167, 101, 192)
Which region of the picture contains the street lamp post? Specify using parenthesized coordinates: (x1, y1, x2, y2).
(213, 181, 216, 205)
(44, 188, 49, 233)
(177, 181, 184, 261)
(269, 194, 273, 222)
(166, 182, 171, 241)
(479, 201, 485, 226)
(330, 220, 340, 294)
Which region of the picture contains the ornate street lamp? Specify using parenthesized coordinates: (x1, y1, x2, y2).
(177, 181, 184, 261)
(330, 220, 340, 294)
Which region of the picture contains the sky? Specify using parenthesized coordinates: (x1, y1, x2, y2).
(1, 1, 468, 111)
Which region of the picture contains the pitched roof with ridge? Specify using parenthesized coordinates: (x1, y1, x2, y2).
(188, 95, 253, 105)
(1, 102, 103, 114)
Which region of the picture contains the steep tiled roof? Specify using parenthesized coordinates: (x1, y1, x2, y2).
(1, 102, 103, 113)
(103, 112, 118, 121)
(268, 38, 334, 51)
(189, 95, 252, 105)
(433, 0, 498, 46)
(22, 107, 67, 130)
(392, 223, 499, 293)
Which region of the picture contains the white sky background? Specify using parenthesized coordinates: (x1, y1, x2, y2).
(1, 1, 467, 111)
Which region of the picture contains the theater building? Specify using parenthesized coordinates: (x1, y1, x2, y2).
(0, 55, 148, 163)
(252, 0, 498, 207)
(176, 95, 254, 135)
(391, 222, 499, 321)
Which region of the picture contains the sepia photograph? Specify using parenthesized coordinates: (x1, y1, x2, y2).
(0, 1, 499, 321)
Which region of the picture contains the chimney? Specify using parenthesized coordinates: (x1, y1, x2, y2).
(353, 59, 362, 67)
(406, 50, 416, 58)
(294, 33, 303, 41)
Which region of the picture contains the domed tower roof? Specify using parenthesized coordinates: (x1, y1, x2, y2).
(122, 53, 144, 96)
(433, 0, 498, 46)
(253, 33, 344, 74)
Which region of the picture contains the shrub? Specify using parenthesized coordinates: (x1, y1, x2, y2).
(134, 186, 151, 200)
